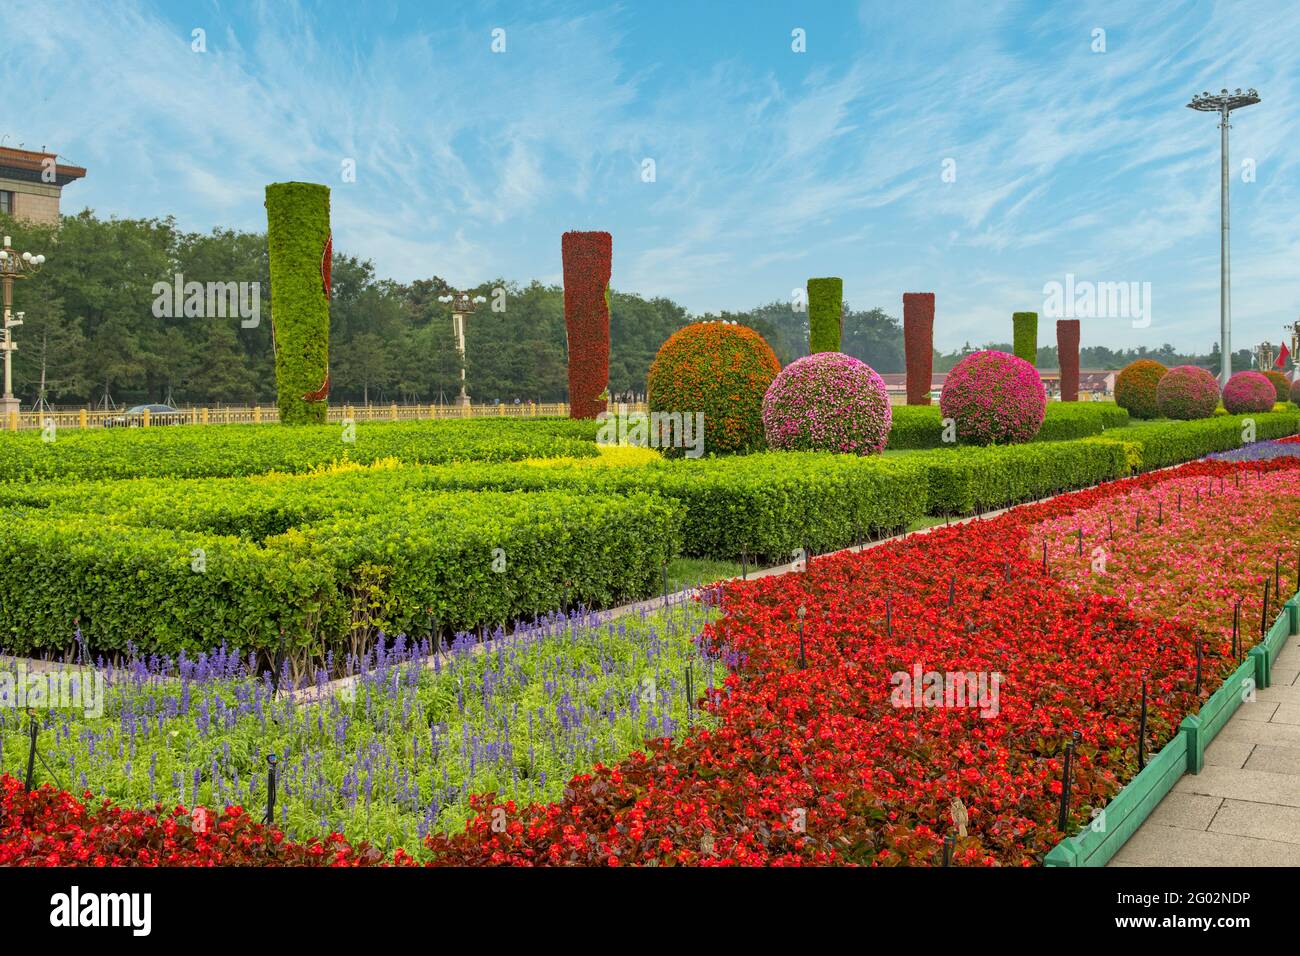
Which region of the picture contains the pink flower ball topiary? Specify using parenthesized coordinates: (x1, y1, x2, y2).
(939, 350, 1046, 445)
(1222, 371, 1277, 414)
(1291, 377, 1300, 405)
(761, 352, 892, 455)
(1156, 365, 1220, 420)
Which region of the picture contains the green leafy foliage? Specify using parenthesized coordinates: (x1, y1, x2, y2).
(265, 182, 332, 424)
(0, 418, 599, 481)
(807, 278, 843, 353)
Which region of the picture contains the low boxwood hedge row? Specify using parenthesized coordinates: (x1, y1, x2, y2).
(0, 417, 599, 482)
(1112, 411, 1299, 471)
(0, 486, 682, 660)
(417, 453, 931, 561)
(886, 402, 1130, 449)
(908, 438, 1133, 514)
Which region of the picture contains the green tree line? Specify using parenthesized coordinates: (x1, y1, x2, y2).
(0, 210, 1238, 408)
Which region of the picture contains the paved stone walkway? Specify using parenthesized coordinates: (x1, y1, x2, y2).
(1110, 637, 1300, 866)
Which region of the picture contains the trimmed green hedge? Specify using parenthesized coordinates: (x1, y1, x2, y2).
(1106, 411, 1300, 471)
(909, 438, 1132, 514)
(807, 277, 843, 353)
(0, 418, 599, 481)
(266, 182, 332, 425)
(886, 402, 1129, 450)
(417, 453, 930, 561)
(0, 483, 682, 658)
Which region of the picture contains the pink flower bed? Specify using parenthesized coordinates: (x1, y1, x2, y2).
(939, 350, 1045, 445)
(762, 352, 892, 455)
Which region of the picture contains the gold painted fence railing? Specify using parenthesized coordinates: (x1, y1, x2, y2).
(3, 402, 647, 431)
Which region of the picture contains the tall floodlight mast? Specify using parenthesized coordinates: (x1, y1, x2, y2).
(1187, 88, 1260, 387)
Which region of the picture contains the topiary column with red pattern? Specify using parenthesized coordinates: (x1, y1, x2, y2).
(1057, 319, 1080, 402)
(903, 292, 935, 405)
(561, 231, 612, 419)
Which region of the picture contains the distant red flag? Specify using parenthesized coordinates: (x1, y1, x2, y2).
(1276, 342, 1291, 368)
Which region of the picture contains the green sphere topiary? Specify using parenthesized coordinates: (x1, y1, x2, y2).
(647, 321, 780, 456)
(1114, 359, 1167, 420)
(1156, 365, 1220, 420)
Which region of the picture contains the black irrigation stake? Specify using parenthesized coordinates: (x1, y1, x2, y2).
(686, 665, 694, 721)
(1042, 540, 1048, 574)
(948, 575, 956, 607)
(740, 546, 748, 581)
(1275, 556, 1281, 598)
(263, 754, 278, 825)
(1108, 515, 1114, 540)
(25, 711, 38, 792)
(1135, 510, 1142, 532)
(1077, 528, 1084, 556)
(1261, 577, 1271, 638)
(1056, 731, 1080, 833)
(1232, 600, 1240, 659)
(804, 541, 812, 573)
(796, 605, 807, 669)
(1177, 491, 1182, 512)
(1004, 559, 1012, 584)
(1157, 500, 1162, 526)
(942, 833, 955, 867)
(885, 595, 893, 637)
(1137, 676, 1148, 771)
(1195, 639, 1203, 697)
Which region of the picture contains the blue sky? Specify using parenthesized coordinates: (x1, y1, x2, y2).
(4, 0, 1299, 353)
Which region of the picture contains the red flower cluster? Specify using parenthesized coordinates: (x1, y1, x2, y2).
(903, 293, 935, 406)
(423, 458, 1290, 866)
(0, 775, 407, 867)
(561, 231, 612, 420)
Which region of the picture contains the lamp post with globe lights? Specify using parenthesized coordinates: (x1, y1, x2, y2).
(0, 235, 46, 421)
(436, 290, 487, 407)
(1187, 88, 1260, 387)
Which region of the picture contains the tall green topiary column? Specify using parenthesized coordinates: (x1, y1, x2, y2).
(266, 182, 331, 425)
(807, 278, 843, 353)
(1012, 311, 1038, 366)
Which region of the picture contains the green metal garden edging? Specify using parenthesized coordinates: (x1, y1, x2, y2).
(1044, 593, 1298, 867)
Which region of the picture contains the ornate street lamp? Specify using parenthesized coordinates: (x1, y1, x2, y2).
(436, 290, 487, 407)
(1187, 88, 1260, 387)
(0, 235, 46, 420)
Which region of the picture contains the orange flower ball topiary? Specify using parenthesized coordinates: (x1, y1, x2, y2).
(647, 322, 780, 456)
(1114, 359, 1167, 420)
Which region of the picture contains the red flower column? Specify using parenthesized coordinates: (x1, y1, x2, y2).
(561, 231, 613, 419)
(1057, 319, 1080, 402)
(903, 292, 935, 406)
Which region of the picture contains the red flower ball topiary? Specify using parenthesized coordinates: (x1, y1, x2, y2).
(647, 322, 780, 456)
(1156, 365, 1220, 420)
(1222, 371, 1277, 414)
(939, 350, 1046, 445)
(762, 352, 892, 455)
(1262, 369, 1289, 404)
(1291, 377, 1300, 405)
(1114, 359, 1167, 420)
